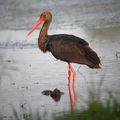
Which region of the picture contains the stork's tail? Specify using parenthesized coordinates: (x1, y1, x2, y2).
(84, 46, 101, 69)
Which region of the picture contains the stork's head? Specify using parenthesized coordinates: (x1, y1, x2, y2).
(27, 11, 52, 36)
(40, 11, 52, 22)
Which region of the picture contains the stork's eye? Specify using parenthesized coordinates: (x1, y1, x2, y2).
(40, 14, 46, 19)
(42, 15, 46, 19)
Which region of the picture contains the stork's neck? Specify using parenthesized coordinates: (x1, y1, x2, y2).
(38, 20, 51, 52)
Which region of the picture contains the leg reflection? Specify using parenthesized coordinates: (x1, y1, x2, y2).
(68, 83, 78, 112)
(68, 84, 73, 112)
(73, 85, 77, 106)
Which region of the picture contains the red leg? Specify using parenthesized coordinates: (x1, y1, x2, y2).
(68, 63, 78, 111)
(69, 64, 76, 87)
(73, 84, 78, 106)
(72, 71, 76, 88)
(68, 63, 72, 86)
(69, 64, 77, 105)
(68, 83, 74, 112)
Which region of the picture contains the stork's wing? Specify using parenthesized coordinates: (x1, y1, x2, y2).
(47, 34, 88, 62)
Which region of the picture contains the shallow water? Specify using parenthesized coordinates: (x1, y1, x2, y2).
(0, 27, 120, 119)
(0, 1, 120, 119)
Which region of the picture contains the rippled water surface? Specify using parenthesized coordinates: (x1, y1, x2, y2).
(0, 0, 120, 30)
(0, 27, 120, 119)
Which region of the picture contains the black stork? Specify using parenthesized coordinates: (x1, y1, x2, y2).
(27, 11, 101, 87)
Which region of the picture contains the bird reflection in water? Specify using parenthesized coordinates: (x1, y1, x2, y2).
(42, 88, 64, 102)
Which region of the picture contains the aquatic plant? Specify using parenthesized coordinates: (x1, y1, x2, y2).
(9, 88, 120, 120)
(54, 91, 120, 120)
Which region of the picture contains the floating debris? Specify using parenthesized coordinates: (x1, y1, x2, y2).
(51, 88, 64, 102)
(7, 60, 11, 63)
(11, 83, 15, 85)
(42, 88, 64, 102)
(29, 64, 32, 67)
(42, 90, 52, 96)
(33, 82, 39, 84)
(20, 103, 26, 108)
(21, 86, 28, 90)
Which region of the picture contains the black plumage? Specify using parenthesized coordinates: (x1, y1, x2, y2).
(47, 34, 101, 68)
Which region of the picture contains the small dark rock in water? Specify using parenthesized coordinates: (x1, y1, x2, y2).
(42, 88, 64, 102)
(42, 90, 52, 96)
(29, 64, 32, 67)
(51, 88, 64, 97)
(7, 60, 11, 63)
(21, 86, 28, 90)
(20, 103, 26, 108)
(51, 88, 64, 102)
(11, 83, 15, 85)
(3, 116, 7, 118)
(34, 82, 39, 84)
(116, 51, 120, 58)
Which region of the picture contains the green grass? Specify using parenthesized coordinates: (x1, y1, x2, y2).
(54, 77, 120, 120)
(54, 91, 120, 120)
(10, 90, 120, 120)
(12, 106, 42, 120)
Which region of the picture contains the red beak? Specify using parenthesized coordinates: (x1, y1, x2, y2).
(27, 16, 45, 36)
